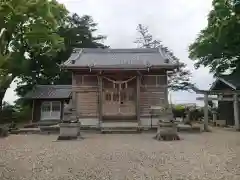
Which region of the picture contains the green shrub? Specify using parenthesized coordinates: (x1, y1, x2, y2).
(0, 102, 31, 124)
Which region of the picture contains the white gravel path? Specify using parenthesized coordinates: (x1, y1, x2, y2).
(0, 129, 240, 180)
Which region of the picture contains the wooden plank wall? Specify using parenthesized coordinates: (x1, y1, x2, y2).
(72, 74, 168, 118)
(73, 75, 99, 117)
(140, 75, 168, 116)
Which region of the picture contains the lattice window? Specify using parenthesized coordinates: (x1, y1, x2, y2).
(52, 101, 61, 111)
(105, 93, 112, 101)
(76, 75, 97, 86)
(41, 102, 51, 112)
(113, 93, 119, 101)
(41, 101, 61, 120)
(143, 75, 167, 87)
(120, 91, 127, 101)
(156, 76, 167, 85)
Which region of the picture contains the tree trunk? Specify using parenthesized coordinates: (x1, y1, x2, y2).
(0, 92, 5, 123)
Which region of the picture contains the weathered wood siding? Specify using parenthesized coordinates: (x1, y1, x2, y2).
(73, 73, 169, 119)
(140, 75, 168, 116)
(73, 75, 98, 117)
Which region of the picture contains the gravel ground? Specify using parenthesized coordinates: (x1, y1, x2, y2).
(0, 129, 240, 180)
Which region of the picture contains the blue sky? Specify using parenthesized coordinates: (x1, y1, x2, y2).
(4, 0, 214, 105)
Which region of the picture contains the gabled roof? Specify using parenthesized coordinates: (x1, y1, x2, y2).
(25, 85, 72, 99)
(219, 74, 240, 89)
(210, 72, 240, 90)
(62, 48, 179, 70)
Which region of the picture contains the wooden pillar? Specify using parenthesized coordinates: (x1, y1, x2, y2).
(204, 93, 209, 131)
(72, 73, 77, 110)
(136, 75, 141, 126)
(212, 103, 217, 126)
(165, 74, 169, 107)
(212, 112, 217, 126)
(60, 101, 64, 121)
(185, 110, 190, 123)
(98, 76, 103, 128)
(233, 93, 240, 131)
(31, 99, 35, 123)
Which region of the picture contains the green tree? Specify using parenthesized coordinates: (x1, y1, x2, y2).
(16, 13, 107, 97)
(189, 0, 240, 75)
(0, 29, 14, 111)
(0, 0, 68, 111)
(135, 24, 193, 91)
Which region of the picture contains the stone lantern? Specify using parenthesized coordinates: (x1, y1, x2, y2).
(154, 106, 180, 141)
(57, 100, 81, 140)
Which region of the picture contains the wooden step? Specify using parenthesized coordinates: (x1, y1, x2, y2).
(101, 122, 138, 128)
(101, 122, 139, 133)
(101, 127, 139, 133)
(102, 116, 137, 121)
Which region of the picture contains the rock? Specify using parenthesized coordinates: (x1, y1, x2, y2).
(0, 127, 9, 138)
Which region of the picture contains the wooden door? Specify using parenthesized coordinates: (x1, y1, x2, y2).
(103, 89, 119, 115)
(103, 88, 135, 116)
(119, 89, 136, 115)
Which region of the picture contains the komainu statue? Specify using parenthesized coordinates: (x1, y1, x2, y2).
(154, 106, 180, 141)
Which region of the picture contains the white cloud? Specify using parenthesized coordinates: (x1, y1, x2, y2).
(4, 0, 214, 105)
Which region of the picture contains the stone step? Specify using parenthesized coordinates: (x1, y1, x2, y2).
(102, 119, 138, 122)
(101, 122, 138, 128)
(101, 127, 139, 133)
(10, 128, 41, 134)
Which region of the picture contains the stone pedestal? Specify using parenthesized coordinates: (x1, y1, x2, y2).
(57, 101, 81, 140)
(154, 121, 180, 141)
(58, 122, 81, 140)
(154, 106, 180, 141)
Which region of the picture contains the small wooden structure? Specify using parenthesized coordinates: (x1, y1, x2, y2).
(195, 74, 240, 131)
(25, 85, 72, 123)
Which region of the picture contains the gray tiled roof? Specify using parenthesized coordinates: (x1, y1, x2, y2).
(25, 85, 72, 99)
(219, 72, 240, 89)
(210, 71, 240, 90)
(63, 48, 178, 69)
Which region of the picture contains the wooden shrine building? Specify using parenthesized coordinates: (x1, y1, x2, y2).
(195, 72, 240, 131)
(26, 48, 179, 131)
